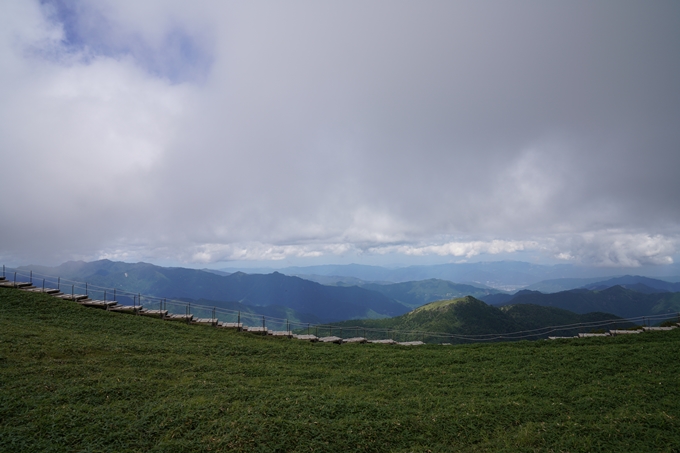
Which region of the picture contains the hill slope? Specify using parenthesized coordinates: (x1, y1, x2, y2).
(2, 288, 679, 452)
(335, 296, 626, 342)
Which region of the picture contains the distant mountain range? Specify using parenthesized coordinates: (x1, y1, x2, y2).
(17, 260, 680, 325)
(220, 261, 680, 290)
(20, 260, 408, 322)
(525, 275, 680, 293)
(335, 296, 630, 343)
(481, 285, 680, 319)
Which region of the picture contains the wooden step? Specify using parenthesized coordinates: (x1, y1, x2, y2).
(78, 299, 118, 309)
(218, 322, 243, 329)
(140, 309, 168, 317)
(268, 330, 293, 337)
(165, 313, 193, 322)
(192, 318, 218, 326)
(21, 287, 60, 294)
(0, 281, 33, 288)
(53, 293, 89, 301)
(368, 339, 397, 345)
(108, 305, 143, 313)
(293, 334, 318, 342)
(343, 337, 367, 344)
(243, 326, 267, 334)
(643, 326, 677, 331)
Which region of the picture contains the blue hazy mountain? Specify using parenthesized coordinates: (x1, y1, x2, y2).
(492, 286, 680, 319)
(20, 260, 410, 322)
(525, 275, 680, 293)
(220, 261, 680, 290)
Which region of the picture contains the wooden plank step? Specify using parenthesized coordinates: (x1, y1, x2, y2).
(318, 336, 343, 344)
(165, 313, 193, 322)
(21, 287, 60, 294)
(293, 334, 318, 342)
(0, 281, 33, 288)
(268, 330, 293, 337)
(53, 293, 89, 301)
(192, 318, 218, 326)
(141, 309, 168, 317)
(343, 337, 367, 344)
(78, 299, 117, 309)
(368, 339, 397, 344)
(244, 326, 267, 334)
(108, 305, 143, 313)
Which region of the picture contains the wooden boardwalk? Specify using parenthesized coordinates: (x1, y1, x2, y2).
(2, 283, 679, 346)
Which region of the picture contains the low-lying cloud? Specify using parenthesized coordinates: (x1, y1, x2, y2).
(1, 1, 679, 269)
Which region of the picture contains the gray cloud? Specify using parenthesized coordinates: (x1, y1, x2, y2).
(1, 0, 679, 268)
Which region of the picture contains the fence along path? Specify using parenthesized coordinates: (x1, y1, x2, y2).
(1, 266, 679, 345)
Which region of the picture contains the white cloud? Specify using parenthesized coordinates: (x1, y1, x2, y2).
(371, 240, 540, 258)
(554, 232, 678, 267)
(1, 1, 679, 270)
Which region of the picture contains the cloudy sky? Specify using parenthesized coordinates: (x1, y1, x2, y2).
(1, 0, 679, 269)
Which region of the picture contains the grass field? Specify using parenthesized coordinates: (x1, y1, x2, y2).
(1, 288, 679, 452)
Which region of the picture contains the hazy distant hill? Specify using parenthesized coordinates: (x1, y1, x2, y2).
(526, 275, 680, 293)
(20, 260, 410, 322)
(581, 275, 680, 293)
(499, 286, 680, 318)
(334, 296, 625, 342)
(222, 261, 680, 289)
(358, 279, 505, 308)
(524, 277, 613, 293)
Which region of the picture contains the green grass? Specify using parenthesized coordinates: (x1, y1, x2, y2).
(1, 288, 679, 452)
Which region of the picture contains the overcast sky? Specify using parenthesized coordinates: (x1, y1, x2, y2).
(1, 0, 679, 269)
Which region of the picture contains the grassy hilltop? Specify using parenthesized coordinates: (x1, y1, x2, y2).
(333, 296, 629, 342)
(1, 288, 679, 452)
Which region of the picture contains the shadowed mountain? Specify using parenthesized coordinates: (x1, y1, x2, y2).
(20, 260, 410, 322)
